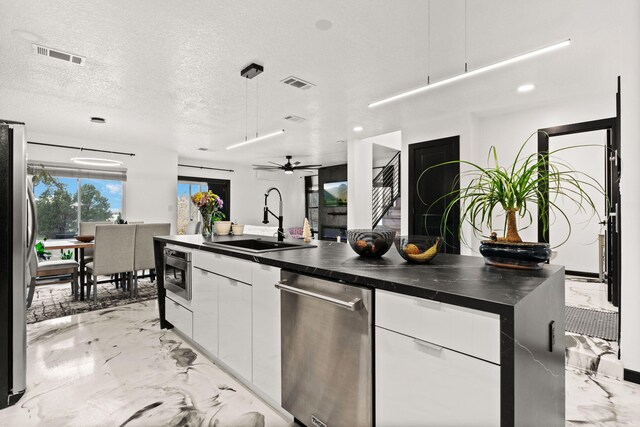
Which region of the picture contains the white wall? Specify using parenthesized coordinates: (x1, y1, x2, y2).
(619, 0, 640, 374)
(26, 131, 178, 232)
(178, 159, 306, 231)
(348, 131, 402, 230)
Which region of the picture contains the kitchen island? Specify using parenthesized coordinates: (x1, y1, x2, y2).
(154, 234, 565, 427)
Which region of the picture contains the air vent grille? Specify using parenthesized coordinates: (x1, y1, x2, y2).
(32, 44, 85, 66)
(281, 76, 315, 90)
(283, 115, 306, 123)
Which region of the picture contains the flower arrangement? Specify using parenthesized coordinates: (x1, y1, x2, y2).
(191, 190, 226, 236)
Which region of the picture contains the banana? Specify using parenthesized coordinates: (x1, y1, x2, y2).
(406, 238, 440, 261)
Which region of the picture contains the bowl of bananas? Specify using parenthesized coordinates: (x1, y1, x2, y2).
(394, 236, 442, 264)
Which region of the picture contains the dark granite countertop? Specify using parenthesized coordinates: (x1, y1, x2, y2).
(155, 234, 564, 315)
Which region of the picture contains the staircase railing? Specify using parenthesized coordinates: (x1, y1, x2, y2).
(372, 151, 400, 228)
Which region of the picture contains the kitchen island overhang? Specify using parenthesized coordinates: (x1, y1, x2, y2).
(153, 234, 565, 427)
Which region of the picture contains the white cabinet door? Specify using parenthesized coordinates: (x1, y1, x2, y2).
(219, 276, 252, 380)
(165, 297, 193, 338)
(251, 263, 282, 404)
(191, 266, 219, 357)
(376, 327, 500, 427)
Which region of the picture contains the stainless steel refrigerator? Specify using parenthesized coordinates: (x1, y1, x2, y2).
(0, 120, 36, 409)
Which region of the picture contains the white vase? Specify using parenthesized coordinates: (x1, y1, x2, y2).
(214, 221, 232, 236)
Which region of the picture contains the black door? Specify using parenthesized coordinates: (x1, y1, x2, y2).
(408, 136, 460, 254)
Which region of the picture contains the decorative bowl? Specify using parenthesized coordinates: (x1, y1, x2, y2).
(74, 235, 94, 243)
(214, 221, 232, 236)
(394, 235, 442, 263)
(346, 229, 396, 258)
(231, 224, 245, 236)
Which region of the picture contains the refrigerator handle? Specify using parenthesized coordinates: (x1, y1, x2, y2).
(26, 180, 38, 264)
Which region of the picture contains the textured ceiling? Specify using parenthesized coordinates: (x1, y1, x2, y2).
(0, 0, 621, 167)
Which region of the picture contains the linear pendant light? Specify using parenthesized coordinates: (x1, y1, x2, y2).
(226, 129, 285, 150)
(369, 39, 571, 108)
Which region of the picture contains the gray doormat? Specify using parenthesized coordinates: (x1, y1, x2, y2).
(565, 306, 619, 341)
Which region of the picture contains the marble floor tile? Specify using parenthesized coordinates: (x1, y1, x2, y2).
(565, 332, 623, 380)
(0, 301, 291, 427)
(565, 277, 618, 312)
(3, 299, 640, 426)
(566, 366, 640, 425)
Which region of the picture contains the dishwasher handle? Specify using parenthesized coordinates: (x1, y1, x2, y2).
(275, 281, 363, 311)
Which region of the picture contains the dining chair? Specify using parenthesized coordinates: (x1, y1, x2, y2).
(27, 249, 79, 307)
(133, 223, 171, 296)
(85, 224, 136, 303)
(184, 220, 202, 235)
(79, 221, 111, 262)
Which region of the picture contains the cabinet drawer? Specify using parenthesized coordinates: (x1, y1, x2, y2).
(192, 250, 252, 284)
(165, 296, 193, 338)
(376, 290, 500, 364)
(376, 326, 500, 427)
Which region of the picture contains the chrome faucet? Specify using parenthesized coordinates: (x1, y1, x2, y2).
(263, 187, 285, 241)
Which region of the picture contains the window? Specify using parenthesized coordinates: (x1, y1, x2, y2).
(177, 180, 208, 235)
(176, 176, 231, 234)
(30, 162, 126, 239)
(305, 175, 319, 233)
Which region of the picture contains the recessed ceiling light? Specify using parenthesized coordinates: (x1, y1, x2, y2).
(315, 20, 333, 31)
(12, 29, 41, 42)
(517, 83, 536, 93)
(90, 117, 106, 124)
(353, 126, 363, 132)
(197, 147, 209, 151)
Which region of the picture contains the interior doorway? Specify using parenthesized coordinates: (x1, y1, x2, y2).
(538, 118, 621, 308)
(408, 136, 460, 254)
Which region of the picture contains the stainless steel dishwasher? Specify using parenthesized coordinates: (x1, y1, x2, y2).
(277, 271, 372, 427)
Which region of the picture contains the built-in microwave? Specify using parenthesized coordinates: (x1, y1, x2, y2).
(163, 247, 192, 301)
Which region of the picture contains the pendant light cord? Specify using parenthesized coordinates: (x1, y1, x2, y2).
(256, 76, 259, 138)
(427, 0, 431, 85)
(245, 78, 248, 142)
(464, 0, 468, 73)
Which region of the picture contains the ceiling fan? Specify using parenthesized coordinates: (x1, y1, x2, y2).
(253, 155, 321, 174)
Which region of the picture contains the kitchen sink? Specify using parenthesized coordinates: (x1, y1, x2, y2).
(203, 238, 316, 253)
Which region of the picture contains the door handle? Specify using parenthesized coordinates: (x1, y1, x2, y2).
(275, 281, 363, 311)
(26, 181, 38, 264)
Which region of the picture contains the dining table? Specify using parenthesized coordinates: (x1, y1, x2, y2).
(43, 239, 94, 301)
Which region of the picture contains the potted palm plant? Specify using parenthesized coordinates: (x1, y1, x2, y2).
(418, 131, 606, 269)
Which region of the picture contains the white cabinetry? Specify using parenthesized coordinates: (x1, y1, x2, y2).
(219, 275, 253, 380)
(252, 263, 282, 404)
(165, 296, 193, 338)
(376, 327, 500, 427)
(191, 266, 219, 357)
(375, 290, 501, 427)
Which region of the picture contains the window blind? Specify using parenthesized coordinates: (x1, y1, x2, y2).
(27, 161, 127, 181)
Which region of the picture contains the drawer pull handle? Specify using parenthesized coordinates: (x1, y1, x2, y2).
(415, 298, 441, 309)
(413, 338, 443, 352)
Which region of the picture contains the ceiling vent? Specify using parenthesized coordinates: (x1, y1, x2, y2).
(283, 115, 306, 123)
(281, 76, 315, 90)
(32, 44, 85, 66)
